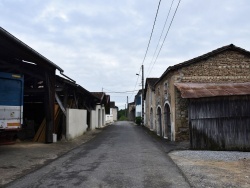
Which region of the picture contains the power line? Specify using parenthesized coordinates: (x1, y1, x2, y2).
(141, 0, 162, 66)
(105, 90, 139, 94)
(148, 0, 182, 77)
(129, 0, 162, 103)
(146, 0, 175, 77)
(103, 88, 139, 93)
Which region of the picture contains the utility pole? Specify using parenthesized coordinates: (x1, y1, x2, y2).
(142, 64, 144, 126)
(127, 96, 128, 118)
(125, 104, 126, 117)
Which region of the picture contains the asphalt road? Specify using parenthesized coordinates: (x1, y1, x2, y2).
(6, 121, 190, 188)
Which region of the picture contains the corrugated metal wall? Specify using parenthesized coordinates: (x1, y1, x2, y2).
(189, 96, 250, 151)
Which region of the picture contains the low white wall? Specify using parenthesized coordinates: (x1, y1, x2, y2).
(66, 108, 87, 140)
(113, 108, 118, 121)
(90, 110, 97, 130)
(105, 115, 113, 124)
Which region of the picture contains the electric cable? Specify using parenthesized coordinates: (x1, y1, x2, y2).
(146, 0, 175, 77)
(148, 0, 182, 76)
(129, 0, 162, 102)
(141, 0, 162, 66)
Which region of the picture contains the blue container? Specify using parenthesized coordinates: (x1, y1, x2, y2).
(0, 72, 24, 130)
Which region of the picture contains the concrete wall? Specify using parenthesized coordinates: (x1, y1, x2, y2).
(105, 114, 113, 124)
(95, 104, 102, 128)
(112, 108, 118, 121)
(95, 104, 106, 128)
(105, 108, 118, 123)
(66, 108, 87, 140)
(89, 110, 97, 130)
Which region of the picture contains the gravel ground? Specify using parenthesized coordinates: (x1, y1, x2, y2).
(169, 150, 250, 188)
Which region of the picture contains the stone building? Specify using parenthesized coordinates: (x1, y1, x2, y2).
(144, 78, 158, 131)
(147, 44, 250, 146)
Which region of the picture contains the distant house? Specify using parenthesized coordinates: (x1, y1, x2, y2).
(134, 89, 142, 118)
(111, 102, 118, 121)
(127, 102, 135, 121)
(145, 44, 250, 151)
(91, 92, 110, 128)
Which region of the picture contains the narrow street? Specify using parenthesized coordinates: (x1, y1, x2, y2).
(6, 121, 190, 188)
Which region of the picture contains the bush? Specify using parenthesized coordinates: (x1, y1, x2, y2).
(119, 115, 128, 121)
(135, 117, 142, 125)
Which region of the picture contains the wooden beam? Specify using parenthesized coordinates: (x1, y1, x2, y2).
(44, 71, 55, 143)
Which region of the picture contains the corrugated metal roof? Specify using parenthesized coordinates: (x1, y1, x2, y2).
(0, 27, 64, 72)
(175, 82, 250, 98)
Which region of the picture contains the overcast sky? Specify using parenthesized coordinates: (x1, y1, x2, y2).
(1, 0, 250, 109)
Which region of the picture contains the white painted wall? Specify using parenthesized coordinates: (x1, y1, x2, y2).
(95, 104, 102, 128)
(66, 108, 87, 140)
(112, 108, 118, 121)
(106, 108, 117, 124)
(106, 114, 113, 123)
(90, 110, 97, 130)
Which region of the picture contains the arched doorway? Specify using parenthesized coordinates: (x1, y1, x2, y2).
(150, 108, 153, 130)
(164, 104, 171, 140)
(157, 107, 162, 137)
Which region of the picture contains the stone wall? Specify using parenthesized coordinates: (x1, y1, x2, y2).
(174, 89, 189, 141)
(178, 50, 250, 83)
(173, 50, 250, 141)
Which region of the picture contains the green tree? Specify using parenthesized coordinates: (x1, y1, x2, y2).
(118, 109, 128, 121)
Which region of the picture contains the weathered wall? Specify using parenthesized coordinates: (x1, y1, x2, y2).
(174, 89, 189, 141)
(66, 108, 87, 140)
(128, 105, 135, 121)
(145, 85, 157, 132)
(154, 73, 175, 140)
